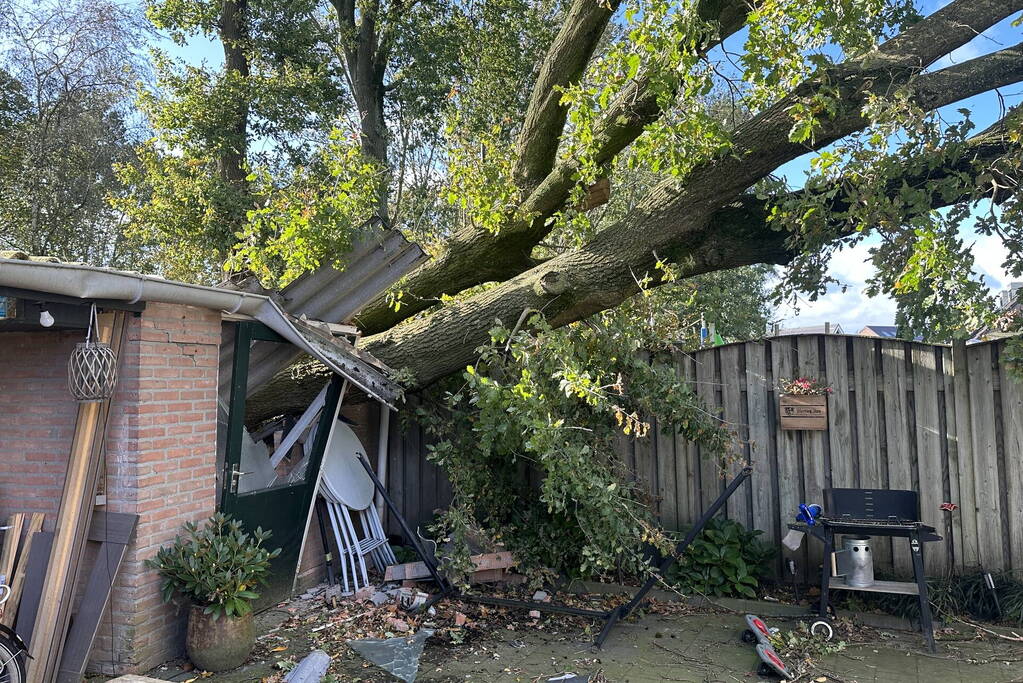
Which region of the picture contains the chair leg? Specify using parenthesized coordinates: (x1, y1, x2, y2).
(368, 505, 398, 565)
(340, 504, 371, 589)
(360, 509, 387, 572)
(329, 498, 358, 593)
(334, 502, 363, 592)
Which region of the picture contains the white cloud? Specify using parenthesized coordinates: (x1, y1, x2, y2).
(775, 242, 897, 334)
(775, 232, 1020, 334)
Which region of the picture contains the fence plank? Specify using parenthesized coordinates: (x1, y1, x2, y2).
(951, 341, 981, 569)
(797, 336, 826, 573)
(824, 337, 855, 488)
(998, 343, 1023, 570)
(967, 343, 1004, 570)
(655, 413, 678, 530)
(680, 353, 701, 524)
(942, 346, 966, 572)
(882, 341, 913, 576)
(912, 345, 948, 575)
(852, 338, 892, 573)
(720, 345, 750, 526)
(772, 338, 804, 579)
(745, 343, 776, 541)
(696, 349, 722, 513)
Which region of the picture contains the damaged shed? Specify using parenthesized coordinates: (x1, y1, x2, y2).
(0, 229, 424, 677)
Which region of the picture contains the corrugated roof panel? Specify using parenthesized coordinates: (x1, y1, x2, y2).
(219, 224, 427, 401)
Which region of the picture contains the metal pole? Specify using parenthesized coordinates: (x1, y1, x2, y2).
(375, 405, 390, 521)
(355, 454, 453, 593)
(595, 466, 753, 648)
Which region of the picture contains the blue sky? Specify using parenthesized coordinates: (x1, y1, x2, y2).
(769, 3, 1022, 333)
(156, 2, 1021, 334)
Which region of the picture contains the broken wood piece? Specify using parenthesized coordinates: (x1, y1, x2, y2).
(0, 513, 25, 589)
(580, 177, 610, 211)
(1, 512, 43, 627)
(56, 511, 139, 683)
(384, 552, 517, 582)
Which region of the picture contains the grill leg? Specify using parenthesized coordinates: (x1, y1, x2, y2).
(819, 528, 833, 619)
(910, 531, 936, 652)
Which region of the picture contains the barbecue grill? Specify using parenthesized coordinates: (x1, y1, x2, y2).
(790, 488, 943, 652)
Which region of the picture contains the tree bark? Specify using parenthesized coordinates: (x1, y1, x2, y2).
(334, 0, 392, 221)
(218, 0, 250, 189)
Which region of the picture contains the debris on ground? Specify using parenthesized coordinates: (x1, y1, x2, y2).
(282, 650, 330, 682)
(347, 628, 434, 682)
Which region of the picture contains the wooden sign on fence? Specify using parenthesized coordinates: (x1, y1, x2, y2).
(779, 395, 828, 430)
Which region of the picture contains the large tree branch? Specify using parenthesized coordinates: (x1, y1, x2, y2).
(512, 0, 622, 191)
(249, 105, 1021, 423)
(355, 0, 752, 333)
(250, 0, 1023, 420)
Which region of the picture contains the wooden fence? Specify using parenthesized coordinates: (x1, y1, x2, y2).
(384, 335, 1023, 579)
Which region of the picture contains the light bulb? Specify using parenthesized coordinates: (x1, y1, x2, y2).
(39, 309, 54, 327)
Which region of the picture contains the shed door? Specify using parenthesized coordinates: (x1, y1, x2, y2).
(220, 321, 344, 610)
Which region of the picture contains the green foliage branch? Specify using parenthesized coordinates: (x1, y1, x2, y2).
(417, 285, 746, 584)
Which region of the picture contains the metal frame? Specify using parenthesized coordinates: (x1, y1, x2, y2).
(801, 521, 939, 652)
(355, 454, 753, 647)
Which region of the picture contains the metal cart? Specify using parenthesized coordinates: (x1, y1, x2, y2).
(792, 488, 942, 652)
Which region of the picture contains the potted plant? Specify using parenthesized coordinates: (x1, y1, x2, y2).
(778, 376, 832, 430)
(145, 513, 280, 671)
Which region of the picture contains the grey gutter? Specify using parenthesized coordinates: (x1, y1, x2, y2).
(0, 258, 400, 408)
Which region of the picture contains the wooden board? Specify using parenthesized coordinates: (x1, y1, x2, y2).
(824, 337, 855, 488)
(851, 338, 892, 573)
(828, 577, 919, 595)
(745, 342, 777, 544)
(881, 341, 913, 576)
(999, 343, 1023, 570)
(27, 310, 126, 683)
(1, 513, 43, 628)
(56, 511, 139, 683)
(779, 394, 828, 430)
(654, 355, 679, 530)
(14, 531, 53, 646)
(942, 346, 967, 573)
(0, 513, 25, 592)
(912, 345, 947, 575)
(719, 345, 750, 527)
(383, 552, 517, 582)
(695, 349, 721, 512)
(772, 339, 804, 578)
(966, 343, 1004, 570)
(797, 337, 827, 572)
(950, 341, 980, 569)
(679, 353, 701, 524)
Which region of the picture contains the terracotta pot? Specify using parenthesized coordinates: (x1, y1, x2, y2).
(186, 604, 255, 672)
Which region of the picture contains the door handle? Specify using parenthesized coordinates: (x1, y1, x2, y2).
(229, 468, 253, 493)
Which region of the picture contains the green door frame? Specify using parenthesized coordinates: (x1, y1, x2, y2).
(220, 320, 344, 608)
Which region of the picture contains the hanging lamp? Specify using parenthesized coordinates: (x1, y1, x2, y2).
(68, 303, 118, 402)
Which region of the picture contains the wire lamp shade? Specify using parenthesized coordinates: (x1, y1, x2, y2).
(68, 304, 118, 402)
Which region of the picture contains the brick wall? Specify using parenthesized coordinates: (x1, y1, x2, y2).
(0, 302, 222, 674)
(0, 331, 80, 528)
(91, 303, 222, 673)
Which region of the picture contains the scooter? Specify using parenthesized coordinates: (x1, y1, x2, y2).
(740, 614, 794, 680)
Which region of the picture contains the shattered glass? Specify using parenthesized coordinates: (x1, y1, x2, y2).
(347, 628, 434, 682)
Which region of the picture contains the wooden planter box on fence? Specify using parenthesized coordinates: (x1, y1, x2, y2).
(779, 394, 828, 430)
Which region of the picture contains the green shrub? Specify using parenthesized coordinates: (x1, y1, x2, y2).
(664, 517, 773, 598)
(145, 513, 281, 620)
